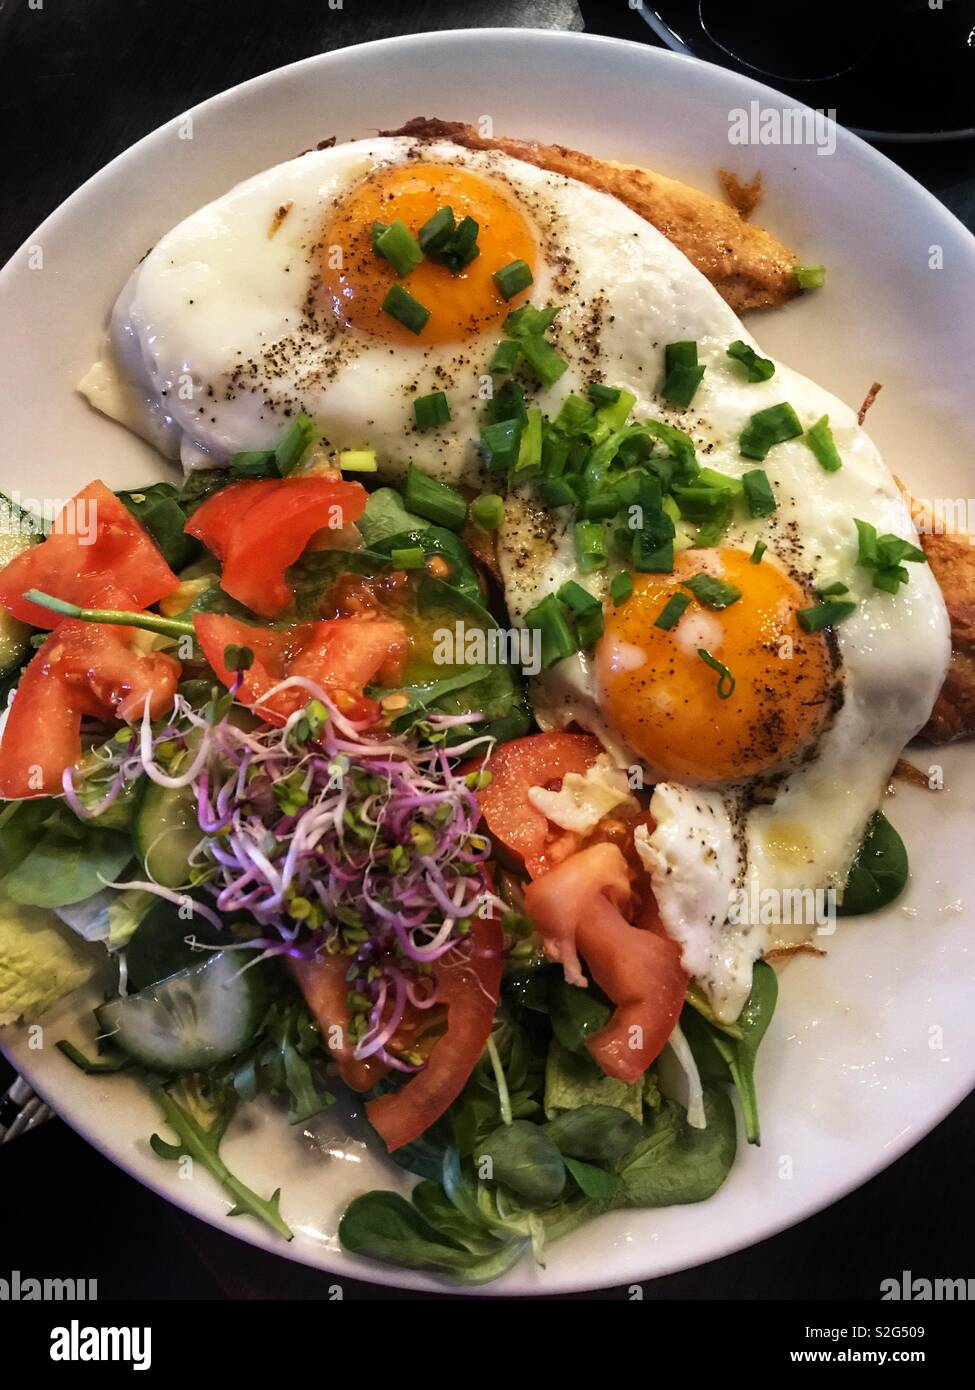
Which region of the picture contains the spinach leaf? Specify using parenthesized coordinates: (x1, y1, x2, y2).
(543, 1103, 643, 1164)
(410, 1181, 505, 1256)
(373, 526, 482, 604)
(117, 484, 201, 570)
(177, 468, 231, 515)
(617, 1086, 737, 1207)
(3, 810, 133, 908)
(544, 1038, 644, 1121)
(0, 798, 54, 880)
(475, 1120, 566, 1204)
(563, 1155, 620, 1202)
(548, 975, 612, 1055)
(837, 811, 909, 916)
(357, 487, 427, 547)
(680, 961, 777, 1144)
(338, 1191, 526, 1283)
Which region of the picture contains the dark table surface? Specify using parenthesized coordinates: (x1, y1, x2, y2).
(1, 0, 973, 1301)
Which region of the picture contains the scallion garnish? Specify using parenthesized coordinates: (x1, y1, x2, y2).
(574, 519, 609, 574)
(804, 414, 842, 472)
(727, 340, 775, 383)
(390, 546, 425, 570)
(480, 417, 522, 472)
(519, 334, 568, 388)
(697, 648, 736, 698)
(523, 593, 577, 668)
(610, 571, 633, 605)
(587, 383, 621, 406)
(413, 391, 451, 430)
(662, 340, 706, 408)
(854, 517, 926, 592)
(418, 206, 455, 255)
(338, 448, 377, 473)
(655, 592, 691, 630)
(740, 402, 803, 461)
(580, 490, 624, 521)
(742, 468, 777, 517)
(403, 463, 466, 531)
(750, 539, 767, 564)
(558, 580, 604, 647)
(373, 219, 423, 277)
(538, 477, 575, 508)
(274, 414, 316, 474)
(515, 408, 543, 475)
(493, 259, 534, 300)
(682, 573, 742, 609)
(382, 283, 430, 335)
(469, 493, 504, 530)
(795, 264, 826, 290)
(816, 580, 849, 597)
(797, 599, 856, 632)
(489, 338, 522, 373)
(505, 304, 560, 337)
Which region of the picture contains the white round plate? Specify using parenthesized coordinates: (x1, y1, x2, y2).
(2, 29, 973, 1296)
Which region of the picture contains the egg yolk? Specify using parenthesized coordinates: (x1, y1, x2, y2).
(596, 548, 835, 784)
(320, 162, 537, 345)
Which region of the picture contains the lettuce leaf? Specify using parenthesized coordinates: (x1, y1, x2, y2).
(0, 891, 97, 1026)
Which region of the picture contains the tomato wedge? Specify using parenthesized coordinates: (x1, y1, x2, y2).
(0, 618, 181, 799)
(185, 476, 368, 618)
(193, 612, 407, 725)
(466, 731, 603, 877)
(289, 955, 390, 1094)
(523, 842, 687, 1084)
(0, 481, 178, 628)
(366, 915, 504, 1152)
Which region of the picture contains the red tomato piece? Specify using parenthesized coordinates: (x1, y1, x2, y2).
(0, 620, 181, 799)
(366, 915, 504, 1152)
(193, 612, 407, 725)
(0, 481, 179, 628)
(289, 955, 390, 1094)
(466, 731, 603, 878)
(185, 477, 368, 618)
(523, 842, 688, 1084)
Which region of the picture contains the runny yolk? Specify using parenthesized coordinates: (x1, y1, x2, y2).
(320, 161, 537, 345)
(596, 548, 835, 784)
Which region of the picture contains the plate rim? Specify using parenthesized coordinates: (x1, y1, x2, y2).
(2, 25, 974, 1296)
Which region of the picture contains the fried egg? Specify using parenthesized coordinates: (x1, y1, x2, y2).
(81, 135, 701, 479)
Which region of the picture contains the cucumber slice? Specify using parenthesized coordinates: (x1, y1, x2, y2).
(125, 897, 225, 992)
(0, 493, 42, 679)
(96, 950, 267, 1072)
(134, 779, 201, 887)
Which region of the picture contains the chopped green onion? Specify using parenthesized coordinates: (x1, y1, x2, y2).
(469, 493, 504, 530)
(662, 340, 706, 408)
(682, 573, 742, 609)
(610, 571, 633, 605)
(487, 380, 527, 425)
(519, 334, 568, 388)
(574, 519, 609, 574)
(382, 283, 430, 335)
(872, 567, 909, 594)
(740, 402, 803, 461)
(230, 448, 276, 477)
(373, 219, 423, 277)
(591, 388, 637, 442)
(524, 593, 577, 668)
(515, 408, 543, 475)
(854, 517, 926, 591)
(418, 206, 455, 255)
(697, 649, 736, 698)
(390, 546, 425, 570)
(505, 304, 560, 338)
(493, 259, 534, 300)
(632, 523, 675, 574)
(480, 417, 522, 472)
(795, 264, 826, 290)
(338, 448, 377, 473)
(274, 414, 316, 474)
(655, 592, 691, 631)
(750, 539, 767, 564)
(558, 580, 604, 647)
(742, 468, 777, 517)
(541, 429, 570, 478)
(538, 477, 576, 509)
(726, 340, 775, 383)
(816, 580, 849, 597)
(489, 338, 522, 373)
(403, 463, 467, 530)
(587, 383, 621, 405)
(554, 393, 595, 436)
(580, 490, 624, 521)
(804, 414, 842, 472)
(797, 599, 856, 632)
(855, 517, 879, 567)
(413, 391, 451, 430)
(370, 220, 388, 252)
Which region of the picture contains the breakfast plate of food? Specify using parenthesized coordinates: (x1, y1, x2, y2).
(0, 29, 972, 1294)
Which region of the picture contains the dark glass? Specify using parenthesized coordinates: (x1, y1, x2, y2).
(631, 0, 975, 139)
